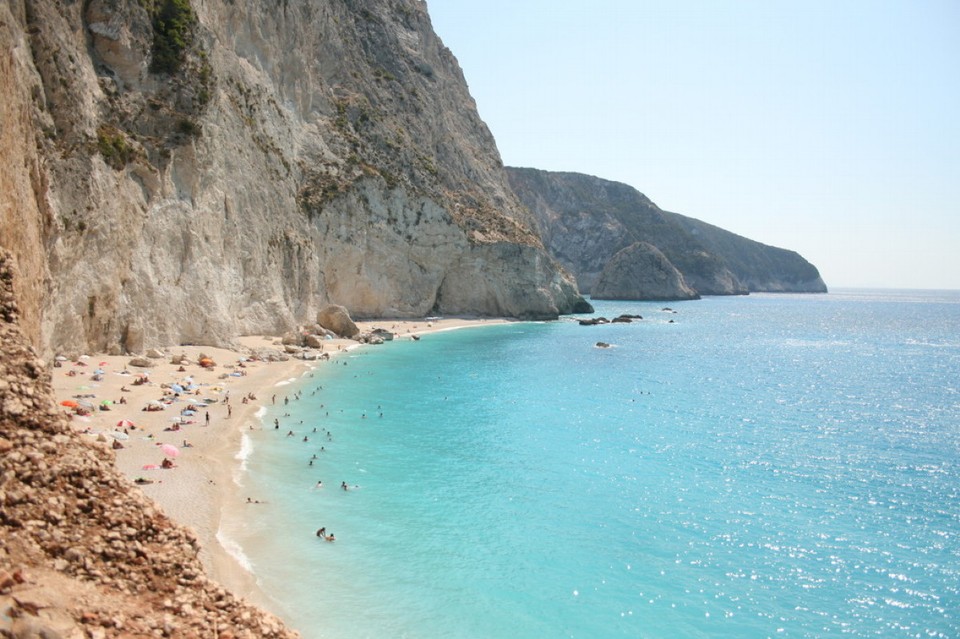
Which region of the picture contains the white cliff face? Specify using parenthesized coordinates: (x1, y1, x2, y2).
(0, 0, 586, 355)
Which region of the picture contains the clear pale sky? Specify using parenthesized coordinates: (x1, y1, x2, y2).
(427, 0, 960, 290)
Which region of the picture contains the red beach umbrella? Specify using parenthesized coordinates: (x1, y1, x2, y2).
(160, 443, 180, 458)
(116, 419, 136, 429)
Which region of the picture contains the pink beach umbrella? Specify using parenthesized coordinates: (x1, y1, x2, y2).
(160, 443, 180, 458)
(116, 419, 135, 429)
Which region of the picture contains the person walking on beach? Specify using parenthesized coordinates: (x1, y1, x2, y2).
(205, 411, 210, 426)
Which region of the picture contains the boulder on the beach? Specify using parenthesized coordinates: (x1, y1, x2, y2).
(317, 305, 359, 338)
(304, 334, 325, 349)
(248, 348, 289, 362)
(107, 344, 122, 356)
(146, 348, 165, 359)
(127, 356, 152, 368)
(281, 331, 303, 346)
(283, 344, 302, 354)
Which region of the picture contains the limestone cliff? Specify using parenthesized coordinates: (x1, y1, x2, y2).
(0, 0, 587, 356)
(506, 167, 827, 299)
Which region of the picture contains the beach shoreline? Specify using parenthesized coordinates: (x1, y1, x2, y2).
(49, 317, 507, 620)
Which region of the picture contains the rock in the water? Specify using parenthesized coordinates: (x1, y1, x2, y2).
(579, 317, 609, 326)
(317, 305, 359, 338)
(593, 242, 700, 301)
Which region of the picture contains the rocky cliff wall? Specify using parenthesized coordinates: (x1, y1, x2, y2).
(507, 167, 827, 298)
(0, 1, 51, 347)
(0, 0, 586, 356)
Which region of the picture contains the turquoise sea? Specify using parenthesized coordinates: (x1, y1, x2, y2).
(222, 290, 960, 638)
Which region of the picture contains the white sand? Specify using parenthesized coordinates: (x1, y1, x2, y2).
(50, 317, 506, 609)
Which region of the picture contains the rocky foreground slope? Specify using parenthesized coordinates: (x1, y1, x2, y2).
(0, 250, 299, 638)
(0, 0, 587, 357)
(507, 167, 827, 299)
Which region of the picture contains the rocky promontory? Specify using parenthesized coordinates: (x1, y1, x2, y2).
(593, 242, 700, 301)
(506, 167, 827, 299)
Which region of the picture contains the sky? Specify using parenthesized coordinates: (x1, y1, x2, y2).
(426, 0, 960, 290)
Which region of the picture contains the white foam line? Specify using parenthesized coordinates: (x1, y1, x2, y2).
(233, 432, 253, 486)
(216, 528, 254, 573)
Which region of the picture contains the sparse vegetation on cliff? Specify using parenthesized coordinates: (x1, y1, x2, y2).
(96, 125, 136, 170)
(148, 0, 197, 74)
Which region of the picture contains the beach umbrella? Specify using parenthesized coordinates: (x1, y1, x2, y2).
(77, 400, 95, 409)
(94, 369, 105, 375)
(108, 431, 129, 441)
(181, 409, 196, 416)
(55, 355, 68, 362)
(60, 400, 78, 408)
(160, 444, 180, 458)
(170, 384, 185, 394)
(117, 419, 136, 428)
(100, 400, 113, 406)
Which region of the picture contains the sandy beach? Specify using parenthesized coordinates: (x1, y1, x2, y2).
(49, 317, 505, 611)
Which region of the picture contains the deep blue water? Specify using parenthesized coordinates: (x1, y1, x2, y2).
(224, 290, 960, 638)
